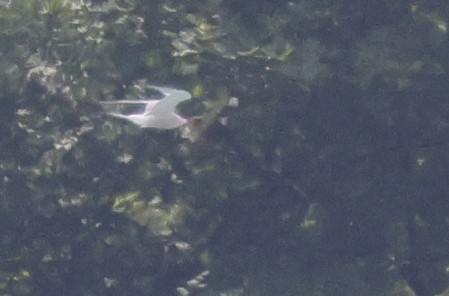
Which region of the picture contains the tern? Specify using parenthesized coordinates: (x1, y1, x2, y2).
(100, 86, 192, 129)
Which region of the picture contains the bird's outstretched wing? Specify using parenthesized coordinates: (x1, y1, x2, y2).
(149, 86, 192, 115)
(100, 100, 157, 116)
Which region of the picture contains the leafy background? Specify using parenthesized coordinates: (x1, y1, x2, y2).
(1, 0, 449, 295)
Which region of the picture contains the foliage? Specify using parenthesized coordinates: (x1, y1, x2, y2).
(1, 0, 449, 296)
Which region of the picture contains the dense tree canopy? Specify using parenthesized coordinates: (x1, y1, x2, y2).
(1, 0, 449, 295)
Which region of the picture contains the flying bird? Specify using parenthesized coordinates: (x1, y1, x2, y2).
(100, 86, 192, 129)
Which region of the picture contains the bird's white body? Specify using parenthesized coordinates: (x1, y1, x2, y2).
(100, 86, 191, 129)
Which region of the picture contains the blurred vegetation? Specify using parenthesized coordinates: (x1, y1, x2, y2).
(2, 0, 449, 295)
